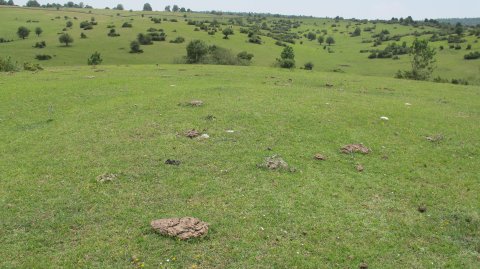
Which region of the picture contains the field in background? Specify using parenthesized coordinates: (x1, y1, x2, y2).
(0, 6, 479, 84)
(1, 65, 479, 268)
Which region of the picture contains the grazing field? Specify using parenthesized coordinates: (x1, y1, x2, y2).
(1, 6, 480, 84)
(1, 65, 479, 268)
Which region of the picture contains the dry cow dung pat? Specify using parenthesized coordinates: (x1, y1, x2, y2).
(185, 129, 200, 138)
(314, 154, 327, 161)
(151, 217, 209, 240)
(97, 173, 117, 183)
(260, 155, 289, 170)
(165, 159, 181, 166)
(341, 144, 371, 154)
(189, 100, 204, 107)
(356, 164, 365, 172)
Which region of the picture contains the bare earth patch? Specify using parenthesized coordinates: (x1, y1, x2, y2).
(314, 153, 327, 161)
(151, 217, 209, 240)
(185, 129, 200, 138)
(189, 100, 204, 107)
(356, 164, 365, 172)
(258, 155, 294, 171)
(341, 144, 371, 154)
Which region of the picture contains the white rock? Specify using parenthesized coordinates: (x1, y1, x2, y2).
(226, 130, 235, 133)
(380, 116, 389, 121)
(198, 134, 210, 140)
(405, 103, 412, 106)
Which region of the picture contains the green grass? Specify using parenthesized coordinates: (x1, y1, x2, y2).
(0, 6, 479, 84)
(1, 64, 479, 268)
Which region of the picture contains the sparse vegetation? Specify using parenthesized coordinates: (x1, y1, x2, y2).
(58, 33, 74, 46)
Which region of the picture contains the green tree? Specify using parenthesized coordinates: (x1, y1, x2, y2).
(306, 32, 316, 41)
(66, 21, 73, 28)
(186, 40, 208, 63)
(397, 39, 436, 80)
(326, 36, 335, 46)
(351, 27, 361, 37)
(87, 52, 103, 66)
(222, 28, 234, 39)
(17, 26, 30, 39)
(143, 3, 152, 11)
(454, 22, 464, 36)
(59, 33, 74, 46)
(172, 5, 179, 12)
(35, 27, 43, 37)
(115, 4, 124, 10)
(25, 0, 40, 7)
(281, 46, 295, 60)
(317, 36, 324, 45)
(8, 0, 14, 5)
(164, 5, 171, 12)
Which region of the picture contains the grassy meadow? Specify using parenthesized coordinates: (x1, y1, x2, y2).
(1, 64, 479, 268)
(1, 5, 480, 269)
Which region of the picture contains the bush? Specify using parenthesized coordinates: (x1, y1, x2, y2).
(35, 54, 52, 60)
(17, 26, 30, 39)
(137, 33, 153, 45)
(466, 44, 472, 50)
(277, 46, 295, 69)
(170, 36, 185, 43)
(33, 41, 46, 48)
(186, 40, 208, 63)
(464, 51, 480, 60)
(237, 51, 254, 61)
(108, 29, 120, 37)
(80, 32, 87, 39)
(455, 45, 462, 50)
(0, 56, 19, 72)
(59, 33, 74, 46)
(122, 22, 133, 28)
(248, 35, 262, 44)
(87, 52, 103, 65)
(304, 62, 314, 70)
(130, 41, 143, 53)
(451, 78, 469, 85)
(277, 59, 295, 69)
(23, 62, 43, 71)
(80, 21, 92, 29)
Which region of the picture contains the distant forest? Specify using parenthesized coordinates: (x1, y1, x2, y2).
(437, 18, 480, 26)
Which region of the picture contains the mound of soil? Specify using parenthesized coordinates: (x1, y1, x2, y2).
(96, 173, 117, 183)
(314, 154, 327, 161)
(341, 144, 371, 154)
(189, 100, 204, 107)
(260, 155, 289, 170)
(185, 129, 200, 138)
(151, 217, 209, 240)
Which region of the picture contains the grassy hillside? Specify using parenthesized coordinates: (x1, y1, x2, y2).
(1, 6, 479, 84)
(1, 64, 479, 268)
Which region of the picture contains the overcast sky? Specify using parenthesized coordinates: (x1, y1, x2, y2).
(13, 0, 480, 19)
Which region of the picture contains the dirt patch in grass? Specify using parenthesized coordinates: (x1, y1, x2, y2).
(314, 153, 327, 161)
(426, 134, 444, 143)
(185, 129, 200, 138)
(258, 155, 294, 171)
(151, 217, 209, 240)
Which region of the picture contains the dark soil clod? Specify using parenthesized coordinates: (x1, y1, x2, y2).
(314, 153, 327, 161)
(356, 164, 364, 172)
(185, 129, 200, 138)
(151, 217, 209, 240)
(359, 263, 369, 269)
(418, 205, 427, 213)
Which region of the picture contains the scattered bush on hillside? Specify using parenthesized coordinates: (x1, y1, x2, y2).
(35, 27, 43, 37)
(0, 56, 19, 72)
(237, 51, 254, 61)
(87, 51, 103, 66)
(303, 62, 314, 70)
(276, 46, 295, 69)
(130, 40, 143, 53)
(33, 41, 46, 48)
(186, 40, 208, 63)
(66, 21, 73, 28)
(108, 28, 120, 37)
(451, 78, 469, 85)
(147, 32, 166, 41)
(122, 22, 133, 28)
(80, 32, 87, 39)
(170, 36, 185, 43)
(326, 36, 335, 46)
(466, 44, 472, 50)
(464, 51, 480, 60)
(35, 54, 52, 60)
(23, 62, 43, 71)
(351, 27, 362, 37)
(137, 33, 153, 45)
(368, 42, 409, 59)
(248, 34, 262, 44)
(80, 21, 93, 30)
(222, 28, 234, 39)
(0, 38, 13, 43)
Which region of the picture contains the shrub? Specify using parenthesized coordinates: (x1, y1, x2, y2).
(122, 22, 133, 28)
(466, 44, 472, 50)
(306, 32, 316, 41)
(277, 59, 295, 69)
(80, 32, 87, 39)
(304, 62, 314, 70)
(455, 45, 462, 50)
(108, 29, 120, 37)
(35, 54, 52, 60)
(351, 27, 361, 37)
(396, 39, 436, 81)
(87, 52, 103, 65)
(237, 51, 254, 61)
(277, 46, 295, 69)
(0, 56, 19, 72)
(464, 51, 480, 60)
(222, 28, 234, 39)
(33, 41, 46, 48)
(248, 35, 262, 44)
(326, 36, 335, 46)
(66, 21, 73, 28)
(35, 27, 43, 37)
(170, 36, 185, 43)
(147, 32, 166, 41)
(130, 41, 143, 53)
(137, 33, 153, 45)
(23, 62, 43, 71)
(451, 78, 469, 85)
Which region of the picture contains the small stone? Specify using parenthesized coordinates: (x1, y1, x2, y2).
(380, 116, 389, 121)
(198, 134, 210, 140)
(314, 154, 327, 161)
(151, 217, 209, 240)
